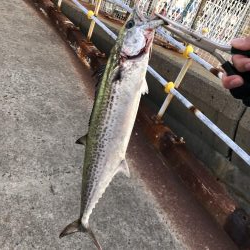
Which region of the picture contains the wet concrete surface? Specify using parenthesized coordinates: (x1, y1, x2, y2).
(0, 1, 183, 249)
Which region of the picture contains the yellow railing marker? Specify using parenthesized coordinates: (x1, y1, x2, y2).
(87, 10, 94, 19)
(165, 82, 175, 94)
(183, 44, 194, 59)
(157, 57, 193, 120)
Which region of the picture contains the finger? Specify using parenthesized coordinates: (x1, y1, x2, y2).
(222, 74, 243, 89)
(231, 37, 250, 51)
(232, 54, 250, 72)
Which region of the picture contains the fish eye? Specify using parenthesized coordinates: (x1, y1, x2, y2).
(126, 20, 135, 29)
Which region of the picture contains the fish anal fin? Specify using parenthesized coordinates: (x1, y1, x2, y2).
(118, 160, 130, 178)
(76, 135, 87, 145)
(60, 219, 102, 250)
(141, 78, 148, 95)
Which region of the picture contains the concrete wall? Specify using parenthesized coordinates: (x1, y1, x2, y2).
(55, 0, 250, 212)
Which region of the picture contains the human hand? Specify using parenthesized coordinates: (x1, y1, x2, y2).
(222, 36, 250, 89)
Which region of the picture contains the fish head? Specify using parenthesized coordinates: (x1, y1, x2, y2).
(121, 0, 166, 58)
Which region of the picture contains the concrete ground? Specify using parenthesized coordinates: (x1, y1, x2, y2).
(0, 1, 239, 250)
(0, 1, 181, 249)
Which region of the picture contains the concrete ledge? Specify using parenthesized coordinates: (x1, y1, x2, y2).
(54, 0, 250, 212)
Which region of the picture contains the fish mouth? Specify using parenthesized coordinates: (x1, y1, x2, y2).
(122, 32, 153, 60)
(125, 48, 146, 60)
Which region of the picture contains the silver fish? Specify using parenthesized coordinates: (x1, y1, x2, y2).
(60, 3, 163, 249)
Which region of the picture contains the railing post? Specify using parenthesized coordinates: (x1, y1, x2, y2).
(58, 0, 63, 9)
(156, 58, 192, 120)
(156, 45, 194, 120)
(87, 0, 103, 41)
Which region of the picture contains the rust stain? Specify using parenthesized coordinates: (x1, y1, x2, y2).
(189, 105, 195, 113)
(210, 67, 223, 77)
(31, 0, 106, 71)
(138, 101, 250, 248)
(132, 116, 238, 249)
(189, 105, 199, 115)
(48, 8, 75, 38)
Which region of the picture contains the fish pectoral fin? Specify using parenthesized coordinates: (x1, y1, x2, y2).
(75, 135, 87, 145)
(60, 219, 102, 250)
(118, 160, 130, 178)
(141, 78, 148, 95)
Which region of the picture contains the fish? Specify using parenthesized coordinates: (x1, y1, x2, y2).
(59, 2, 164, 249)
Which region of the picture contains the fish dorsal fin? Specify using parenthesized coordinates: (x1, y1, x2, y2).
(141, 78, 148, 95)
(76, 135, 87, 145)
(118, 160, 130, 178)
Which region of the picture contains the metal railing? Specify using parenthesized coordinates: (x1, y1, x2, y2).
(87, 0, 250, 67)
(67, 0, 250, 167)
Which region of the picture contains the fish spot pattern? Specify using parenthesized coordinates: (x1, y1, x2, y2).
(80, 53, 149, 222)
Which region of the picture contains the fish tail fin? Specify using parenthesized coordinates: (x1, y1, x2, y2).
(59, 219, 102, 250)
(59, 219, 84, 237)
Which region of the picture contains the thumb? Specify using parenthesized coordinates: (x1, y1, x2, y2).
(231, 36, 250, 51)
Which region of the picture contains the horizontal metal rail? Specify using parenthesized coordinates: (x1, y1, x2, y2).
(70, 0, 250, 166)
